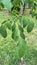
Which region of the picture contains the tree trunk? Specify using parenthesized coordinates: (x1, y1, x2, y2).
(24, 3, 30, 14)
(20, 2, 30, 15)
(20, 2, 24, 15)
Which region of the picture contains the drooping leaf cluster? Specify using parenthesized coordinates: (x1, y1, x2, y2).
(0, 15, 34, 39)
(0, 15, 34, 65)
(0, 1, 35, 64)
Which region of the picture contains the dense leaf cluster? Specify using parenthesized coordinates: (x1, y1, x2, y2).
(0, 0, 35, 65)
(0, 15, 34, 65)
(0, 15, 34, 39)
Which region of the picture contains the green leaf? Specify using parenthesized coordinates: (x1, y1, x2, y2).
(23, 18, 29, 28)
(0, 25, 7, 38)
(12, 23, 19, 41)
(21, 0, 25, 4)
(18, 37, 27, 58)
(36, 15, 37, 19)
(2, 0, 12, 11)
(12, 23, 15, 31)
(18, 25, 24, 32)
(6, 22, 12, 30)
(20, 17, 29, 28)
(14, 37, 27, 58)
(20, 31, 25, 40)
(27, 22, 34, 33)
(12, 31, 19, 41)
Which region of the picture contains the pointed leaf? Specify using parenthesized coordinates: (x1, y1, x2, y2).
(6, 22, 12, 30)
(27, 22, 34, 33)
(23, 18, 29, 28)
(20, 31, 25, 40)
(18, 38, 27, 58)
(18, 25, 24, 32)
(0, 26, 7, 38)
(12, 23, 15, 31)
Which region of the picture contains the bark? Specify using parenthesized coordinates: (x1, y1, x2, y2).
(24, 3, 30, 14)
(20, 2, 24, 15)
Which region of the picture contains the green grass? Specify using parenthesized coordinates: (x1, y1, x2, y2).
(0, 11, 37, 65)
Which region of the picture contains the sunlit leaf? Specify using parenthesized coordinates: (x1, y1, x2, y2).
(2, 0, 12, 11)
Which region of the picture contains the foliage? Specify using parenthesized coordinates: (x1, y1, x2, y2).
(0, 15, 34, 39)
(0, 25, 7, 38)
(0, 0, 36, 65)
(0, 15, 34, 64)
(0, 16, 34, 64)
(0, 0, 37, 18)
